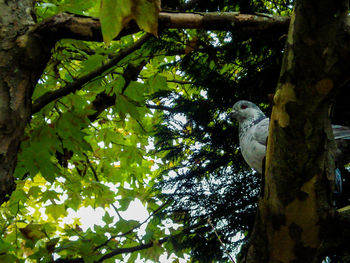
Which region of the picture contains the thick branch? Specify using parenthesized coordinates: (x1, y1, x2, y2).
(31, 34, 152, 114)
(159, 12, 289, 34)
(34, 12, 290, 43)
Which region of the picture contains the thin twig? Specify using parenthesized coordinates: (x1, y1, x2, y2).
(111, 203, 124, 221)
(94, 201, 170, 251)
(96, 237, 169, 263)
(83, 153, 99, 182)
(207, 218, 235, 263)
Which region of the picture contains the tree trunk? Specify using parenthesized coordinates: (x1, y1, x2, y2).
(0, 0, 51, 203)
(247, 1, 350, 262)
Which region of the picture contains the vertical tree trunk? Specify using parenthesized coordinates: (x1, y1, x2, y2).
(0, 0, 50, 203)
(247, 1, 350, 262)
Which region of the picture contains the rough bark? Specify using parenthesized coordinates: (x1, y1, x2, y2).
(0, 0, 52, 203)
(247, 1, 350, 262)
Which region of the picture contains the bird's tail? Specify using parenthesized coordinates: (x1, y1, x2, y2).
(332, 125, 350, 140)
(334, 168, 343, 195)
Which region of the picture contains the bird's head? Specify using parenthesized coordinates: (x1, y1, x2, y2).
(230, 100, 265, 123)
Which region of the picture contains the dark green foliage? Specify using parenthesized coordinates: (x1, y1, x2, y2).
(149, 4, 288, 261)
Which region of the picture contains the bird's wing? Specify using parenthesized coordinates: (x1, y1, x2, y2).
(332, 125, 350, 140)
(252, 118, 270, 146)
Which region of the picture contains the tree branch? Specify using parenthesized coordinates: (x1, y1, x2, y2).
(83, 153, 99, 182)
(53, 218, 206, 263)
(34, 12, 290, 44)
(53, 237, 169, 263)
(31, 34, 152, 114)
(97, 237, 169, 263)
(159, 12, 289, 34)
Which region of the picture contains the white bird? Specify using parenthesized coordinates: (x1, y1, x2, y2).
(230, 100, 350, 194)
(230, 100, 268, 174)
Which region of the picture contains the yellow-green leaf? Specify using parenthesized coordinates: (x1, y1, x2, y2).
(134, 0, 160, 36)
(46, 204, 67, 219)
(99, 0, 132, 44)
(99, 0, 160, 44)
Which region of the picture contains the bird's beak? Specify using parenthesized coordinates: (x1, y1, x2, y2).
(229, 110, 238, 120)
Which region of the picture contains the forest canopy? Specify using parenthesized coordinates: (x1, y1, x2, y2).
(1, 0, 350, 262)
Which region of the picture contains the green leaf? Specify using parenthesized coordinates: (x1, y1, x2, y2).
(99, 0, 159, 43)
(78, 54, 105, 76)
(118, 196, 134, 211)
(147, 74, 168, 93)
(66, 191, 82, 211)
(56, 112, 92, 153)
(0, 240, 12, 254)
(102, 211, 114, 225)
(127, 252, 138, 262)
(11, 189, 28, 204)
(106, 76, 126, 95)
(35, 151, 59, 182)
(114, 218, 139, 233)
(40, 190, 60, 203)
(142, 242, 164, 261)
(125, 81, 147, 102)
(15, 125, 61, 181)
(58, 0, 98, 15)
(100, 128, 124, 145)
(46, 204, 67, 219)
(116, 94, 141, 120)
(134, 0, 160, 36)
(0, 254, 17, 262)
(28, 186, 42, 199)
(99, 0, 132, 44)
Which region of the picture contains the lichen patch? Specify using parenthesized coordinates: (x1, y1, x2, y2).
(272, 82, 297, 128)
(285, 176, 319, 247)
(287, 12, 295, 45)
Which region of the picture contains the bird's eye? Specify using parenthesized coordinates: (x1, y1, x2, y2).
(241, 104, 248, 109)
